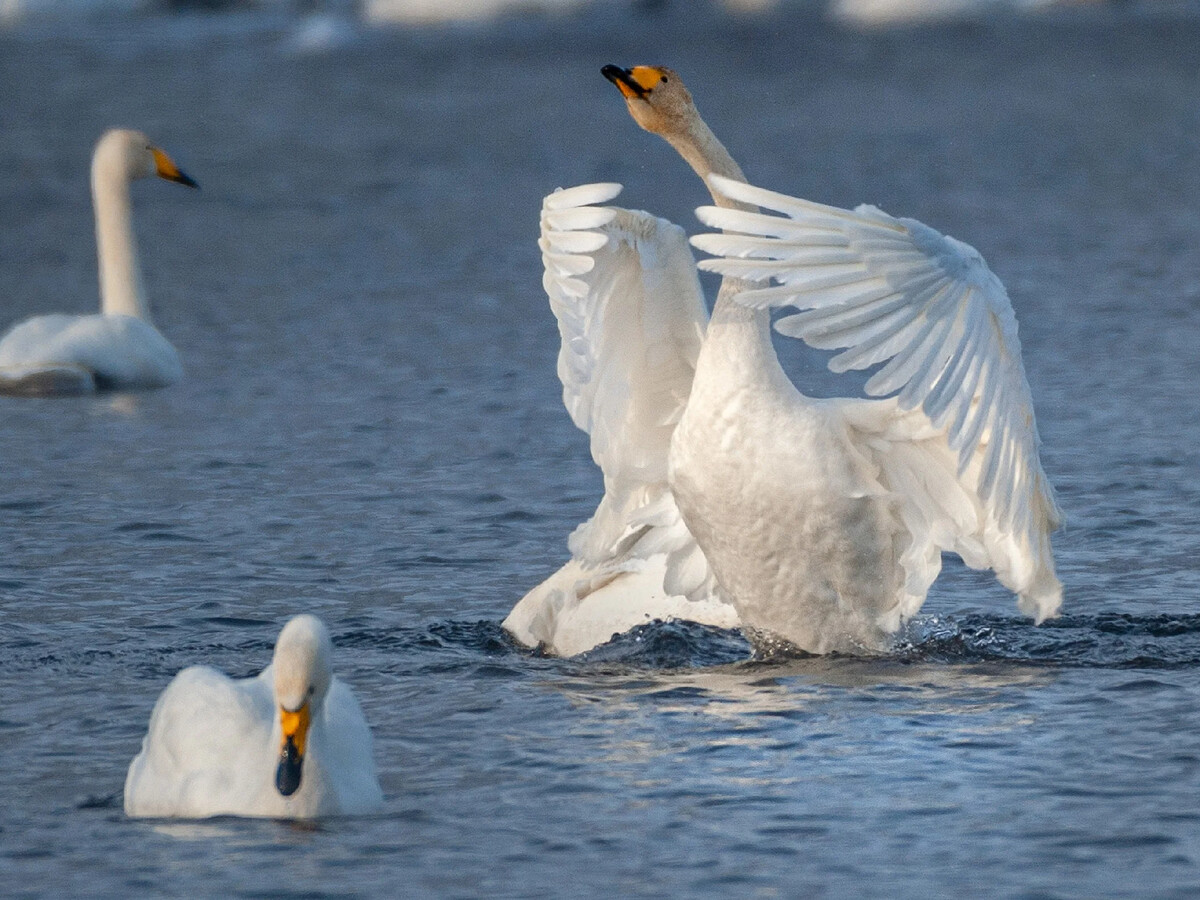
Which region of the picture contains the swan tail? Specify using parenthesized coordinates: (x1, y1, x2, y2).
(0, 363, 96, 397)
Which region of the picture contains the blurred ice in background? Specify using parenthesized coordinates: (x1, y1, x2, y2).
(0, 0, 1136, 30)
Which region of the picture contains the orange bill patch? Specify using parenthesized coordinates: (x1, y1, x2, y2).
(628, 66, 668, 94)
(279, 702, 312, 759)
(151, 147, 198, 188)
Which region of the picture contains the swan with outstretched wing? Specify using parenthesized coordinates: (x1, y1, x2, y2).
(505, 65, 1061, 656)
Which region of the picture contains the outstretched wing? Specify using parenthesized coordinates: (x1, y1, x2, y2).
(691, 175, 1061, 619)
(541, 183, 710, 566)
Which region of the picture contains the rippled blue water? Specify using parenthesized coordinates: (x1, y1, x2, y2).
(4, 4, 1200, 897)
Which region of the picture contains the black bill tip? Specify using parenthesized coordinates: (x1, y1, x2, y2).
(601, 64, 646, 97)
(601, 64, 628, 83)
(170, 170, 200, 190)
(275, 737, 304, 797)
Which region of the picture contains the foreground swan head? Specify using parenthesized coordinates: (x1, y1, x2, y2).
(602, 64, 746, 191)
(271, 615, 334, 796)
(124, 614, 383, 819)
(601, 64, 696, 138)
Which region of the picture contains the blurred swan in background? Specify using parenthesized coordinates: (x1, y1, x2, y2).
(125, 615, 383, 819)
(505, 65, 1061, 656)
(0, 128, 196, 397)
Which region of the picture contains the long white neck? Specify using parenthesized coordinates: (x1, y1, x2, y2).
(665, 109, 782, 383)
(662, 113, 747, 200)
(92, 154, 149, 320)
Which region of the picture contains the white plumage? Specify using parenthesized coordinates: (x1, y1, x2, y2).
(0, 314, 181, 394)
(503, 184, 740, 655)
(0, 128, 195, 396)
(124, 615, 383, 820)
(505, 65, 1061, 656)
(691, 175, 1062, 624)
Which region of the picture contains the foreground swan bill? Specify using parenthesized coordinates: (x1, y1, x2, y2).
(124, 615, 384, 819)
(508, 64, 1062, 657)
(0, 128, 197, 397)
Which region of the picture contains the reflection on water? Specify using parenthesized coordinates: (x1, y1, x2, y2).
(149, 817, 331, 842)
(150, 821, 243, 841)
(103, 393, 143, 417)
(544, 644, 1055, 786)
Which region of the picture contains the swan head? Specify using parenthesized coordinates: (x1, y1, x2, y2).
(601, 65, 696, 138)
(271, 614, 334, 797)
(93, 128, 198, 189)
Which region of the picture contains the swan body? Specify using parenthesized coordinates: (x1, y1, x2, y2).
(125, 615, 383, 820)
(686, 176, 1060, 652)
(509, 65, 1061, 656)
(0, 128, 196, 396)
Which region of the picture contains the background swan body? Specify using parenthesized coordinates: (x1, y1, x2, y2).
(125, 615, 384, 820)
(503, 182, 741, 656)
(0, 128, 196, 397)
(509, 65, 1062, 656)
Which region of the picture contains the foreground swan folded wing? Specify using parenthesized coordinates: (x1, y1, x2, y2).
(509, 64, 1061, 655)
(0, 128, 196, 396)
(502, 183, 739, 656)
(692, 175, 1063, 622)
(125, 615, 383, 819)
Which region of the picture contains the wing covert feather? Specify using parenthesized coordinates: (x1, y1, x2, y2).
(540, 184, 714, 589)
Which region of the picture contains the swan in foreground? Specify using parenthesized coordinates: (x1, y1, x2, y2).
(0, 128, 197, 397)
(125, 615, 383, 819)
(505, 65, 1061, 656)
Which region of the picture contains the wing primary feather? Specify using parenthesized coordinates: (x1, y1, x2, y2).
(707, 175, 908, 232)
(693, 209, 843, 242)
(925, 319, 983, 427)
(543, 182, 623, 210)
(823, 305, 928, 370)
(786, 292, 912, 337)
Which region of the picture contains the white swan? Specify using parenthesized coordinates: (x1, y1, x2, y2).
(506, 65, 1061, 656)
(124, 615, 384, 819)
(0, 128, 197, 397)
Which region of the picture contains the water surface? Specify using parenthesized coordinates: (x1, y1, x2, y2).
(3, 4, 1200, 897)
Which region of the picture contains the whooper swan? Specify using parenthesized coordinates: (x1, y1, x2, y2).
(0, 128, 197, 397)
(124, 615, 384, 819)
(505, 65, 1061, 656)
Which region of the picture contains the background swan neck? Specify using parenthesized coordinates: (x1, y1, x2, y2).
(93, 158, 149, 321)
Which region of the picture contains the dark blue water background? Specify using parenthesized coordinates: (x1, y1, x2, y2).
(3, 3, 1200, 896)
